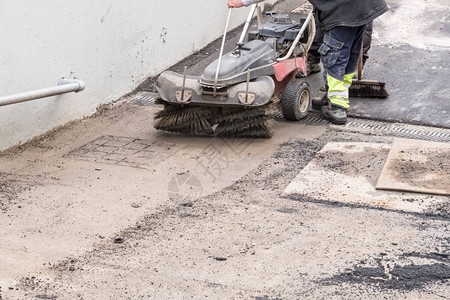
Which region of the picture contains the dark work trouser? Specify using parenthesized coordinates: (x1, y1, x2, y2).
(311, 22, 373, 63)
(362, 21, 373, 64)
(310, 23, 325, 57)
(318, 25, 366, 109)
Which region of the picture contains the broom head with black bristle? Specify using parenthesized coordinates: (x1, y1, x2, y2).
(349, 79, 389, 98)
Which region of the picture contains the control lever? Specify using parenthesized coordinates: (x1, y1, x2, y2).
(233, 42, 250, 57)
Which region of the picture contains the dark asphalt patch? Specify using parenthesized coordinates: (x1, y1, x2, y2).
(348, 44, 450, 129)
(276, 207, 299, 214)
(390, 263, 450, 288)
(403, 251, 450, 262)
(35, 295, 58, 300)
(114, 237, 124, 244)
(253, 296, 283, 300)
(323, 253, 450, 291)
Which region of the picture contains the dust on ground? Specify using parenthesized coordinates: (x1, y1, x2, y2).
(0, 174, 19, 212)
(314, 146, 390, 186)
(0, 173, 42, 213)
(390, 150, 450, 192)
(7, 131, 450, 299)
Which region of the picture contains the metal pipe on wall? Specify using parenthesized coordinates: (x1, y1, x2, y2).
(0, 78, 85, 107)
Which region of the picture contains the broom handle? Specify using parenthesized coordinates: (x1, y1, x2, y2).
(358, 41, 363, 81)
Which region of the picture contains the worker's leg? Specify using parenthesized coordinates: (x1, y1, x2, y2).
(318, 26, 362, 124)
(309, 24, 327, 109)
(362, 21, 373, 66)
(343, 25, 367, 92)
(312, 25, 367, 114)
(307, 24, 324, 74)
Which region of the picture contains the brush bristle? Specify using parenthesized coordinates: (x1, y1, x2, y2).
(349, 82, 389, 98)
(154, 105, 214, 135)
(154, 99, 277, 138)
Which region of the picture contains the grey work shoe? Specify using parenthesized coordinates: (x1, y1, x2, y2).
(320, 104, 348, 125)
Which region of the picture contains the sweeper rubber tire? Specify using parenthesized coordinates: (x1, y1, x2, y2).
(281, 80, 311, 121)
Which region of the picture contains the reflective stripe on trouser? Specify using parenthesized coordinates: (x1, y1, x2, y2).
(327, 73, 354, 110)
(344, 73, 355, 88)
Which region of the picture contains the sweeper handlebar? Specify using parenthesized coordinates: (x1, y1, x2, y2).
(213, 7, 233, 96)
(238, 4, 259, 44)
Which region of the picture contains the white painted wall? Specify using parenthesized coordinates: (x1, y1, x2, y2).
(0, 0, 276, 151)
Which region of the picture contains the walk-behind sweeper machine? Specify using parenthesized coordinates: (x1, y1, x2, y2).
(154, 4, 316, 138)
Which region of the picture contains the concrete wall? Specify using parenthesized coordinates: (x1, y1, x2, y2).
(0, 0, 276, 151)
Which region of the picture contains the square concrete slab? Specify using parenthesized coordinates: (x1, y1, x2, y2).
(282, 142, 449, 215)
(376, 138, 450, 196)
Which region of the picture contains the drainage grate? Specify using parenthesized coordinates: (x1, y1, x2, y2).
(300, 112, 450, 143)
(67, 135, 187, 168)
(128, 92, 159, 107)
(344, 119, 450, 143)
(302, 114, 330, 124)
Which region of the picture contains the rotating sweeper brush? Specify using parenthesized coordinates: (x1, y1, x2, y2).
(154, 4, 316, 138)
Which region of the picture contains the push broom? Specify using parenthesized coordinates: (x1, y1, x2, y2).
(349, 42, 389, 98)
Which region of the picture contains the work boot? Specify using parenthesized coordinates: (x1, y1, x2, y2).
(306, 54, 321, 74)
(312, 93, 327, 110)
(312, 85, 328, 110)
(320, 103, 348, 125)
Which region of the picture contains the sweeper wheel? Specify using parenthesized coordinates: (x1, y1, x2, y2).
(281, 79, 311, 121)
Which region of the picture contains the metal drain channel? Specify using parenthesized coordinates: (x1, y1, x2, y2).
(296, 114, 450, 143)
(343, 118, 450, 143)
(317, 115, 450, 143)
(128, 92, 159, 107)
